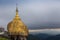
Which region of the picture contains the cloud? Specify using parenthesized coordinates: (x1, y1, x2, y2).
(29, 29, 60, 35)
(19, 1, 60, 23)
(0, 0, 60, 30)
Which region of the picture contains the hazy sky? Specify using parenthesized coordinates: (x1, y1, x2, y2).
(0, 0, 60, 30)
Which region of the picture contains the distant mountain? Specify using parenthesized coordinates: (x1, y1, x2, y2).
(46, 34, 60, 40)
(27, 33, 51, 40)
(28, 33, 60, 40)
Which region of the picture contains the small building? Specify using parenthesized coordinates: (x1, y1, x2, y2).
(0, 27, 5, 35)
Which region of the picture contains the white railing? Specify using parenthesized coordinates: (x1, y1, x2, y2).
(0, 32, 4, 35)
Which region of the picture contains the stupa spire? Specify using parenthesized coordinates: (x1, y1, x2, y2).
(16, 3, 19, 17)
(13, 3, 21, 20)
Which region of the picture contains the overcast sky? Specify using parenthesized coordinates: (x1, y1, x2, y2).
(0, 0, 60, 30)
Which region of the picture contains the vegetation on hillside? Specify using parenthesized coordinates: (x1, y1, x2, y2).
(0, 37, 9, 40)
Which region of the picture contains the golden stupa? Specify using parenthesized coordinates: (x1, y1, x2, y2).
(7, 6, 29, 37)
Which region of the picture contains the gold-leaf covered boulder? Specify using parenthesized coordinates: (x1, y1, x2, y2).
(7, 7, 29, 36)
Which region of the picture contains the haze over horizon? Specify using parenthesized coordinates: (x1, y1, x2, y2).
(0, 0, 60, 30)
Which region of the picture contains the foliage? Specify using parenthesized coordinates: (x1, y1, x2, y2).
(0, 37, 9, 40)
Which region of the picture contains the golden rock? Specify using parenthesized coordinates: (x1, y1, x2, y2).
(7, 7, 29, 36)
